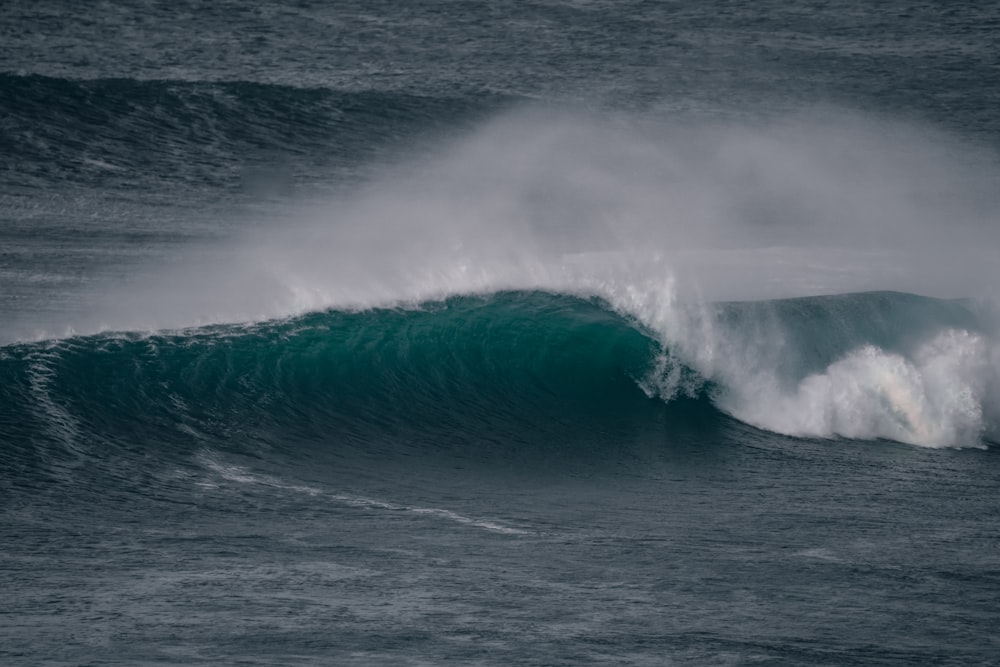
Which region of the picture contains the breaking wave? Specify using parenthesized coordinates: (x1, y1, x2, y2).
(2, 290, 997, 464)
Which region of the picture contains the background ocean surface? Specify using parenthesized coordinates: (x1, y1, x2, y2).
(3, 2, 1000, 665)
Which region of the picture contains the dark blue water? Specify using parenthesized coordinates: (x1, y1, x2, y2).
(3, 2, 1000, 665)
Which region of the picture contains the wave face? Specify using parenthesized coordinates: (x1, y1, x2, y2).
(3, 290, 997, 477)
(0, 292, 659, 473)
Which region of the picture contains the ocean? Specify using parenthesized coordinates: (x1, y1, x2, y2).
(3, 1, 1000, 665)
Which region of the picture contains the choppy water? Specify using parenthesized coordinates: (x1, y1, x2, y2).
(3, 2, 1000, 665)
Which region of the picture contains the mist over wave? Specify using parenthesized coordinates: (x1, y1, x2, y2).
(72, 105, 997, 333)
(6, 106, 1000, 449)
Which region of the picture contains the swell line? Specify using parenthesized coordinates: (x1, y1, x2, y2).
(199, 454, 530, 536)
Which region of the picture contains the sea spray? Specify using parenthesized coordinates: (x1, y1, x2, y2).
(17, 107, 989, 342)
(630, 291, 1000, 448)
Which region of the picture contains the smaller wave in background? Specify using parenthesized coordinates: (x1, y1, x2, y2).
(0, 73, 504, 192)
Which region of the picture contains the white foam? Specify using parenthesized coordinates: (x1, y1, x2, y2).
(637, 295, 1000, 448)
(733, 331, 994, 447)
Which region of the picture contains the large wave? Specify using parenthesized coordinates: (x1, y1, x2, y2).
(2, 291, 997, 459)
(3, 102, 1000, 450)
